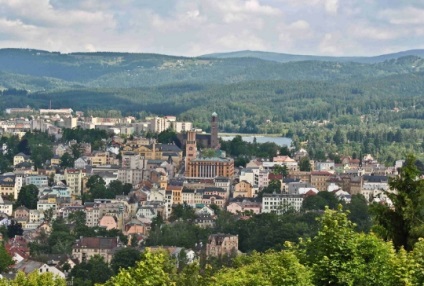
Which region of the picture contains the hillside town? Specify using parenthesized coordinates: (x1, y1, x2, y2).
(0, 108, 403, 281)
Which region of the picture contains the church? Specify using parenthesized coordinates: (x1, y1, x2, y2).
(183, 112, 234, 179)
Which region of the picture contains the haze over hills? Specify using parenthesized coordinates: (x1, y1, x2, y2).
(201, 49, 424, 64)
(1, 48, 424, 133)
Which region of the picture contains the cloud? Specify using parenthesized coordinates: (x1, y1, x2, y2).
(0, 0, 422, 56)
(325, 0, 339, 14)
(380, 7, 424, 25)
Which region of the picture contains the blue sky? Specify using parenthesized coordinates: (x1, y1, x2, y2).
(0, 0, 423, 56)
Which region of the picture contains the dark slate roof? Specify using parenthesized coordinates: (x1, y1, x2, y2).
(73, 237, 118, 250)
(363, 175, 388, 183)
(156, 144, 182, 152)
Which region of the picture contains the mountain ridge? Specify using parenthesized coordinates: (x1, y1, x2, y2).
(200, 49, 424, 64)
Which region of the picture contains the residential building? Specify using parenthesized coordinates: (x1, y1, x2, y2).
(0, 196, 13, 216)
(99, 215, 118, 230)
(233, 181, 254, 198)
(170, 121, 193, 133)
(0, 175, 16, 197)
(227, 200, 261, 215)
(315, 160, 336, 172)
(121, 151, 145, 169)
(272, 156, 298, 170)
(118, 168, 144, 186)
(25, 175, 48, 188)
(214, 177, 231, 193)
(311, 171, 332, 191)
(13, 153, 32, 166)
(72, 236, 119, 263)
(74, 157, 88, 169)
(12, 260, 65, 279)
(202, 195, 225, 208)
(89, 151, 117, 166)
(14, 206, 30, 219)
(64, 169, 84, 196)
(262, 193, 304, 214)
(194, 215, 215, 228)
(206, 234, 238, 257)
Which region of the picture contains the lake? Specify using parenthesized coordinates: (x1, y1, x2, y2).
(220, 135, 292, 147)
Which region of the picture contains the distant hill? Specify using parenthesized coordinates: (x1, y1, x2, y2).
(0, 48, 424, 92)
(201, 49, 424, 64)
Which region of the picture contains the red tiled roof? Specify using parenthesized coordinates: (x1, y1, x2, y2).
(268, 173, 283, 180)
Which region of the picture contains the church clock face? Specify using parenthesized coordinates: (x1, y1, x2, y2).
(189, 147, 193, 150)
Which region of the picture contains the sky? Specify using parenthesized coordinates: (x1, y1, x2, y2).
(0, 0, 423, 57)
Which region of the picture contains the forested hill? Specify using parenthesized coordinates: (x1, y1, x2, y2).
(0, 48, 424, 91)
(2, 48, 424, 138)
(201, 49, 424, 64)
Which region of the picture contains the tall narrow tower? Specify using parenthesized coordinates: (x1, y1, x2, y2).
(210, 112, 219, 149)
(185, 130, 197, 175)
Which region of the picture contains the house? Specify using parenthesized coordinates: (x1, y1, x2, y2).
(13, 153, 32, 166)
(0, 175, 16, 198)
(99, 215, 118, 230)
(74, 157, 89, 169)
(206, 234, 238, 257)
(194, 214, 215, 228)
(195, 205, 215, 216)
(272, 156, 298, 170)
(124, 218, 149, 236)
(11, 260, 65, 279)
(29, 209, 44, 223)
(136, 205, 160, 220)
(233, 181, 254, 198)
(14, 206, 30, 219)
(227, 200, 261, 215)
(72, 236, 119, 263)
(5, 236, 30, 263)
(0, 196, 13, 216)
(50, 155, 61, 166)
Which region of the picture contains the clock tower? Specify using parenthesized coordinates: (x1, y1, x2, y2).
(185, 130, 197, 175)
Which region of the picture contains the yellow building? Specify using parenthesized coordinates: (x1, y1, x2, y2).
(122, 142, 183, 166)
(13, 153, 31, 166)
(233, 181, 254, 198)
(64, 169, 84, 197)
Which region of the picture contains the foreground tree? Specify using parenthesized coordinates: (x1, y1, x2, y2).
(295, 206, 413, 286)
(0, 271, 66, 286)
(371, 154, 424, 250)
(211, 250, 312, 286)
(102, 249, 175, 286)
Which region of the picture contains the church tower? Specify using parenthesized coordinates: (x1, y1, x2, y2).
(185, 130, 197, 175)
(210, 112, 219, 149)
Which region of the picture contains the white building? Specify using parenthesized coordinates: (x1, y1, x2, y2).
(25, 175, 48, 188)
(0, 196, 13, 216)
(262, 193, 304, 214)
